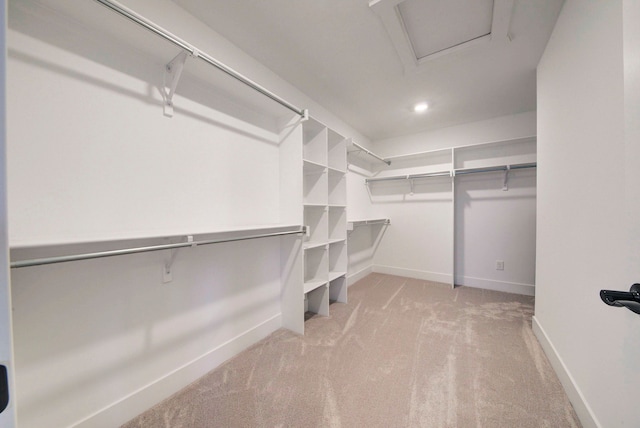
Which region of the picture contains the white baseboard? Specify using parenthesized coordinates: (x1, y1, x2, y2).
(73, 314, 282, 428)
(457, 275, 535, 296)
(347, 265, 373, 287)
(373, 265, 453, 285)
(532, 316, 601, 428)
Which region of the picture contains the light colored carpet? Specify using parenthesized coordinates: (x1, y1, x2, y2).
(123, 273, 581, 427)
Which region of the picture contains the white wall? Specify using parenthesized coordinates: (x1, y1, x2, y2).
(345, 163, 376, 284)
(372, 110, 536, 157)
(369, 174, 454, 284)
(8, 28, 282, 246)
(455, 168, 536, 295)
(0, 0, 18, 424)
(5, 0, 361, 426)
(535, 1, 640, 427)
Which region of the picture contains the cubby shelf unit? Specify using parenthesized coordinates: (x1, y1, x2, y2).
(302, 118, 348, 319)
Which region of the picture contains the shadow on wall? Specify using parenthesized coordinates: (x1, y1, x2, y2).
(10, 236, 285, 421)
(8, 0, 288, 137)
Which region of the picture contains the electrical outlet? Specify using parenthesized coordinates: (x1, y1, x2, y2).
(496, 260, 504, 271)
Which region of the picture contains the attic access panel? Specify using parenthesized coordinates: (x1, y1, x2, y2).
(397, 0, 494, 59)
(370, 0, 513, 72)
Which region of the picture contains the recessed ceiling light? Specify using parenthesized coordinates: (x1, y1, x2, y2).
(413, 102, 429, 113)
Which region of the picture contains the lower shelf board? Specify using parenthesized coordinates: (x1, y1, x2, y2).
(329, 271, 347, 282)
(304, 279, 327, 294)
(304, 311, 323, 321)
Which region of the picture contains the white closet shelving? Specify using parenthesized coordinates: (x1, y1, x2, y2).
(363, 136, 537, 185)
(302, 119, 348, 316)
(347, 218, 390, 230)
(353, 136, 537, 291)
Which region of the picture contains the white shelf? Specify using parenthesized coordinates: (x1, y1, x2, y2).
(366, 170, 451, 184)
(384, 146, 452, 161)
(329, 271, 347, 282)
(10, 224, 306, 261)
(303, 119, 328, 166)
(347, 218, 390, 226)
(304, 279, 327, 294)
(304, 241, 327, 250)
(303, 159, 327, 174)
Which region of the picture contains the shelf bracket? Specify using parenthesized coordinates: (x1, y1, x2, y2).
(163, 235, 194, 283)
(409, 178, 415, 195)
(163, 248, 179, 283)
(162, 51, 190, 117)
(502, 165, 511, 191)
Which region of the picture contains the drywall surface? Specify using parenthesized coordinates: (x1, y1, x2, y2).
(0, 0, 18, 424)
(536, 1, 639, 426)
(369, 176, 454, 284)
(7, 29, 282, 246)
(346, 167, 376, 283)
(372, 111, 536, 157)
(455, 169, 536, 295)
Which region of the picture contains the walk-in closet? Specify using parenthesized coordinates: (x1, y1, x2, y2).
(1, 1, 638, 427)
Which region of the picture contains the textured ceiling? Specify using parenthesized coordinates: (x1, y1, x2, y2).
(173, 0, 564, 141)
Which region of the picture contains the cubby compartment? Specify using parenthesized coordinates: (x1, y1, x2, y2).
(306, 283, 329, 317)
(328, 206, 347, 242)
(304, 245, 328, 293)
(329, 276, 347, 304)
(303, 119, 328, 166)
(328, 130, 347, 172)
(328, 169, 347, 206)
(303, 168, 327, 205)
(329, 240, 347, 280)
(304, 205, 328, 248)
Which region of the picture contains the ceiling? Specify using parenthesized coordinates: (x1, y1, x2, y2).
(172, 0, 564, 142)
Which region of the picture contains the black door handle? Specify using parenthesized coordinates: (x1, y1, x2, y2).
(600, 283, 640, 314)
(0, 365, 8, 414)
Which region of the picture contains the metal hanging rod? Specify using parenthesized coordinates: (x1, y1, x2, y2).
(350, 142, 391, 166)
(366, 170, 451, 184)
(11, 227, 306, 269)
(348, 219, 390, 227)
(93, 0, 306, 118)
(454, 162, 537, 176)
(365, 163, 536, 184)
